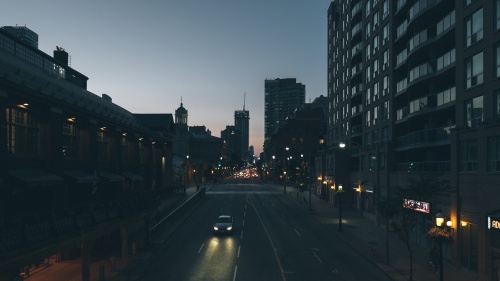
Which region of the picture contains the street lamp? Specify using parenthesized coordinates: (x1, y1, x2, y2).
(338, 141, 363, 210)
(337, 184, 344, 231)
(435, 211, 445, 281)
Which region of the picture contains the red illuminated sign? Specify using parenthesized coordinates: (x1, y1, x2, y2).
(403, 198, 430, 214)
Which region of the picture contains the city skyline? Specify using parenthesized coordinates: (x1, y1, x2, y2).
(1, 0, 332, 156)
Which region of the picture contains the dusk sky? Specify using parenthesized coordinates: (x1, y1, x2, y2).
(2, 0, 332, 156)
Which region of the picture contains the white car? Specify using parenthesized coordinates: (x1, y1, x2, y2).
(213, 215, 234, 234)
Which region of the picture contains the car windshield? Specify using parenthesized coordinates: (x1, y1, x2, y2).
(217, 217, 231, 223)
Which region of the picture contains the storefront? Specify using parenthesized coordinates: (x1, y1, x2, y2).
(487, 211, 500, 281)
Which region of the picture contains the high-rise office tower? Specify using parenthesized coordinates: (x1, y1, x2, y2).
(264, 78, 306, 141)
(235, 107, 249, 159)
(327, 1, 500, 278)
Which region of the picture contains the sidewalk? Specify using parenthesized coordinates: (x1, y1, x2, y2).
(24, 185, 200, 281)
(281, 185, 478, 281)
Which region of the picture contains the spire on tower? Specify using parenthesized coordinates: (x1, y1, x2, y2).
(243, 92, 246, 111)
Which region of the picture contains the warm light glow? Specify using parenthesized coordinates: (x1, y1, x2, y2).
(338, 185, 343, 191)
(461, 221, 467, 227)
(330, 185, 334, 190)
(446, 220, 453, 227)
(139, 137, 143, 141)
(67, 117, 75, 122)
(100, 127, 106, 131)
(122, 133, 127, 136)
(317, 176, 322, 181)
(436, 211, 445, 226)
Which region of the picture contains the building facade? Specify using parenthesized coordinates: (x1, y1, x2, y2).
(264, 78, 306, 142)
(234, 108, 249, 161)
(0, 27, 175, 280)
(326, 1, 500, 279)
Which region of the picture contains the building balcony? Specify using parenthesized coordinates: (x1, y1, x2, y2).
(395, 127, 452, 149)
(394, 161, 450, 173)
(396, 87, 456, 121)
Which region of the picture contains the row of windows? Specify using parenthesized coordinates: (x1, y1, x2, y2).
(6, 108, 144, 164)
(0, 33, 66, 79)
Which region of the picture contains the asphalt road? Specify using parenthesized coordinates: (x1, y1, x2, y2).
(129, 178, 392, 281)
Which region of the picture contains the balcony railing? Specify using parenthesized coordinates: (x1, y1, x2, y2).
(394, 161, 450, 173)
(395, 127, 451, 148)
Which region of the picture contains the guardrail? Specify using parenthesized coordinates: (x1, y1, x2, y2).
(151, 188, 206, 232)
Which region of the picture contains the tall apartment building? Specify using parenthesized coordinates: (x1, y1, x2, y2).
(264, 78, 306, 141)
(327, 1, 500, 279)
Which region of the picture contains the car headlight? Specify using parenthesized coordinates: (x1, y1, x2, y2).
(214, 226, 219, 231)
(227, 226, 232, 231)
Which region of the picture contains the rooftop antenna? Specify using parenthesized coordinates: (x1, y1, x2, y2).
(243, 92, 246, 111)
(181, 96, 183, 106)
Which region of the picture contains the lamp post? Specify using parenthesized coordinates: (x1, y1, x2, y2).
(338, 141, 363, 210)
(435, 211, 445, 281)
(337, 184, 344, 231)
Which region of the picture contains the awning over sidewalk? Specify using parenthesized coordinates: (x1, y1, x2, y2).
(122, 171, 143, 182)
(63, 171, 94, 184)
(9, 169, 64, 187)
(98, 172, 125, 182)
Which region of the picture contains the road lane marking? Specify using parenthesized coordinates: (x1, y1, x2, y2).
(332, 269, 339, 273)
(240, 230, 244, 240)
(233, 265, 238, 281)
(313, 252, 323, 264)
(272, 202, 276, 207)
(238, 245, 241, 258)
(248, 198, 287, 281)
(198, 243, 204, 254)
(294, 229, 301, 237)
(244, 211, 246, 217)
(243, 220, 245, 227)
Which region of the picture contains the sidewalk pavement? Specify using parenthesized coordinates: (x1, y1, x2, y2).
(281, 185, 478, 281)
(24, 185, 200, 281)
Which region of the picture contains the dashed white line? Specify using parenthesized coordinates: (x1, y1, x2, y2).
(198, 243, 204, 254)
(244, 211, 246, 217)
(313, 252, 323, 264)
(240, 230, 244, 240)
(294, 229, 301, 237)
(237, 245, 241, 258)
(233, 265, 238, 281)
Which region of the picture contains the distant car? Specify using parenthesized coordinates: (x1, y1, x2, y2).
(213, 215, 234, 234)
